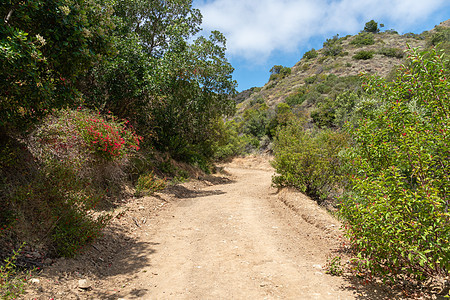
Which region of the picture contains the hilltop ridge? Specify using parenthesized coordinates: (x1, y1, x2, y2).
(236, 19, 450, 109)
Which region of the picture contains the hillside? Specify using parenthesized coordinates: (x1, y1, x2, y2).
(236, 19, 450, 110)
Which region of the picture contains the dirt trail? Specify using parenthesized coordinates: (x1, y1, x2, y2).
(136, 163, 355, 299)
(25, 156, 362, 299)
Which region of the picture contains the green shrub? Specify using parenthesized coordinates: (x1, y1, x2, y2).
(364, 20, 379, 33)
(340, 47, 450, 282)
(378, 47, 404, 58)
(429, 27, 450, 46)
(311, 99, 335, 128)
(353, 50, 374, 60)
(316, 83, 332, 94)
(303, 48, 318, 60)
(304, 75, 317, 84)
(350, 32, 375, 46)
(323, 35, 343, 56)
(403, 32, 423, 39)
(135, 172, 167, 196)
(213, 120, 256, 160)
(333, 91, 359, 127)
(285, 89, 307, 106)
(385, 29, 399, 34)
(0, 243, 33, 300)
(241, 104, 270, 138)
(269, 65, 291, 81)
(272, 119, 349, 202)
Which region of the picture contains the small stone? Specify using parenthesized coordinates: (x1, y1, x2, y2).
(30, 278, 40, 284)
(44, 258, 53, 265)
(138, 206, 145, 210)
(313, 264, 322, 269)
(78, 279, 91, 289)
(315, 272, 324, 276)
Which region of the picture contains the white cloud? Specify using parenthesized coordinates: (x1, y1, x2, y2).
(195, 0, 448, 63)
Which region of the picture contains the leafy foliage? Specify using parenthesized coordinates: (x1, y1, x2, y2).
(350, 32, 375, 46)
(340, 47, 450, 281)
(378, 47, 404, 58)
(285, 87, 307, 107)
(323, 35, 343, 56)
(364, 20, 380, 33)
(0, 243, 33, 300)
(0, 0, 115, 129)
(80, 1, 237, 161)
(272, 119, 349, 202)
(213, 120, 257, 160)
(303, 48, 318, 60)
(269, 65, 291, 81)
(353, 50, 374, 60)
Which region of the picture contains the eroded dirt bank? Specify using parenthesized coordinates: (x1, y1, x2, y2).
(24, 156, 385, 299)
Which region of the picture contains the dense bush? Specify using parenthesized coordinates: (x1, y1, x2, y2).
(272, 119, 349, 202)
(303, 48, 318, 60)
(240, 103, 270, 138)
(285, 88, 307, 106)
(0, 0, 115, 130)
(353, 50, 374, 60)
(340, 47, 450, 282)
(378, 47, 404, 58)
(311, 99, 336, 128)
(333, 91, 360, 127)
(304, 75, 317, 84)
(350, 32, 375, 46)
(213, 120, 257, 160)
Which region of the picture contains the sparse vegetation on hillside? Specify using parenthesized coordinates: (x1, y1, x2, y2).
(323, 34, 344, 56)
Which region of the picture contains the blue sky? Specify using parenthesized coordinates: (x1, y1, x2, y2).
(193, 0, 450, 92)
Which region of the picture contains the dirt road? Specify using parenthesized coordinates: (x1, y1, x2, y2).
(119, 158, 355, 299)
(25, 157, 361, 299)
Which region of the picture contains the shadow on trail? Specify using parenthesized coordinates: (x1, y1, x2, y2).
(163, 174, 235, 199)
(165, 184, 226, 199)
(340, 273, 447, 299)
(92, 287, 150, 299)
(43, 224, 158, 278)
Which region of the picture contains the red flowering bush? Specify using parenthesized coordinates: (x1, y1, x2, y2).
(77, 111, 142, 161)
(25, 108, 142, 257)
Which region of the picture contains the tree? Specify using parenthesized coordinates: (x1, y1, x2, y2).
(364, 20, 379, 33)
(269, 65, 291, 81)
(0, 0, 115, 130)
(79, 0, 237, 161)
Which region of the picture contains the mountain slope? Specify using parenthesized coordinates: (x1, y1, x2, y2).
(236, 19, 450, 110)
